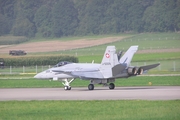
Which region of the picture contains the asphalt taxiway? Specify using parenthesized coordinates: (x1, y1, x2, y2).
(0, 86, 180, 101)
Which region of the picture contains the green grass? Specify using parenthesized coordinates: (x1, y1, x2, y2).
(78, 52, 180, 63)
(24, 32, 180, 56)
(1, 33, 179, 64)
(31, 32, 180, 56)
(116, 76, 180, 86)
(133, 52, 180, 61)
(114, 32, 180, 50)
(0, 76, 179, 88)
(0, 100, 179, 120)
(0, 33, 180, 120)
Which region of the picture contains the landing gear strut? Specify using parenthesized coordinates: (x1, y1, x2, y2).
(88, 79, 116, 90)
(62, 78, 74, 90)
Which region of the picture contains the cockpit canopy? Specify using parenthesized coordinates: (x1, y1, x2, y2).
(54, 61, 72, 67)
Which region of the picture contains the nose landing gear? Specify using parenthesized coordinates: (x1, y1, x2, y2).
(62, 78, 74, 90)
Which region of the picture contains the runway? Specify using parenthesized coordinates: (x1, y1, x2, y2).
(0, 86, 180, 101)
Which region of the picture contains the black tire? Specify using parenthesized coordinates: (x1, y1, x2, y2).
(64, 86, 68, 90)
(88, 84, 94, 90)
(68, 86, 71, 90)
(64, 86, 71, 90)
(109, 83, 115, 89)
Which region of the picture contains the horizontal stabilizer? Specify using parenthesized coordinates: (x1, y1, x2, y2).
(140, 63, 160, 71)
(112, 64, 126, 76)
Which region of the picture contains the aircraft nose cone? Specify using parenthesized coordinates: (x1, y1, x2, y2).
(34, 74, 40, 79)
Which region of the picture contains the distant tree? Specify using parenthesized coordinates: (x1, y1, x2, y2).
(34, 5, 52, 37)
(0, 0, 179, 37)
(0, 0, 15, 35)
(12, 17, 36, 37)
(52, 0, 78, 37)
(0, 14, 9, 35)
(173, 0, 180, 31)
(19, 0, 43, 23)
(138, 0, 154, 7)
(75, 0, 114, 35)
(143, 0, 180, 32)
(74, 0, 88, 35)
(11, 0, 43, 37)
(125, 0, 146, 32)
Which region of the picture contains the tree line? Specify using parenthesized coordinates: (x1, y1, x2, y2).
(0, 0, 180, 38)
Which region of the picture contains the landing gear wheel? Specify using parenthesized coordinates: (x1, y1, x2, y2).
(64, 86, 71, 90)
(68, 86, 71, 90)
(109, 83, 115, 89)
(88, 84, 94, 90)
(64, 86, 68, 90)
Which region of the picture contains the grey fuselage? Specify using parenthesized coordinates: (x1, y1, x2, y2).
(34, 63, 101, 79)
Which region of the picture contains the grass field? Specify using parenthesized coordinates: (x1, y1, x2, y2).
(0, 32, 174, 56)
(0, 33, 179, 73)
(29, 32, 180, 56)
(0, 33, 179, 56)
(0, 33, 180, 120)
(1, 52, 179, 63)
(78, 52, 180, 63)
(0, 100, 180, 120)
(0, 58, 179, 75)
(0, 76, 179, 88)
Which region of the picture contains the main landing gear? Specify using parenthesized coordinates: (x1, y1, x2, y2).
(88, 84, 94, 90)
(109, 83, 115, 89)
(88, 83, 115, 90)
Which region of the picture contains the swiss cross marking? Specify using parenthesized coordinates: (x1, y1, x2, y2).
(106, 53, 110, 58)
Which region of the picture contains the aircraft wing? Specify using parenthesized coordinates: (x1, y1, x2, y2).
(71, 71, 104, 79)
(139, 63, 160, 71)
(52, 68, 101, 79)
(52, 68, 99, 73)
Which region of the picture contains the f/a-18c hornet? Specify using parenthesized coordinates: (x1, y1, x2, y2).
(34, 46, 160, 90)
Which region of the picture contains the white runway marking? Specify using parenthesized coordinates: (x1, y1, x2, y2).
(0, 86, 180, 101)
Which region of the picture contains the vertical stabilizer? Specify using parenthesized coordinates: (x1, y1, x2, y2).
(99, 46, 118, 78)
(119, 46, 138, 67)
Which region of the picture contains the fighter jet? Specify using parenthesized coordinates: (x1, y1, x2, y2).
(34, 46, 159, 90)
